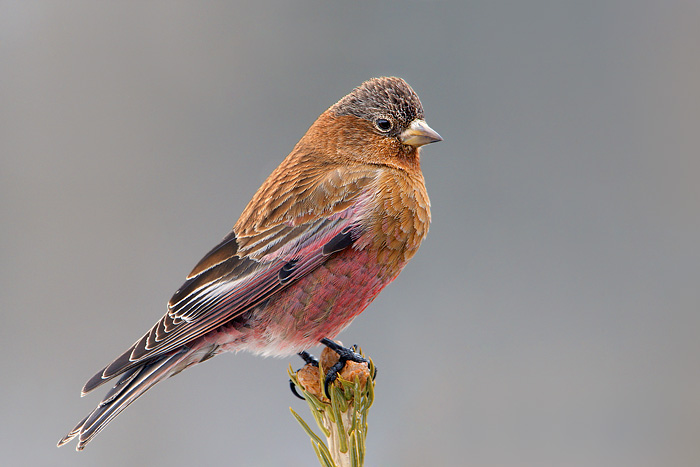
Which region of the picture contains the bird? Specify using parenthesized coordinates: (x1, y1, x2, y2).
(58, 76, 441, 451)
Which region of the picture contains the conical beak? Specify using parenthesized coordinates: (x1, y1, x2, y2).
(400, 119, 443, 147)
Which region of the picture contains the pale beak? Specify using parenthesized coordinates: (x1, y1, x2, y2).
(400, 119, 443, 147)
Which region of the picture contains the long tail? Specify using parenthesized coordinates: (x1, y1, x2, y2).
(58, 344, 215, 451)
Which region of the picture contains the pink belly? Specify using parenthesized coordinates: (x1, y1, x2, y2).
(213, 247, 402, 357)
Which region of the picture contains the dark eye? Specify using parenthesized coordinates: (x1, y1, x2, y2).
(375, 118, 392, 132)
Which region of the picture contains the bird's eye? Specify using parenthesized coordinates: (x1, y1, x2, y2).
(375, 118, 392, 132)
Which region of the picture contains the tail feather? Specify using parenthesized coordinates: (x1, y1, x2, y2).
(58, 347, 193, 451)
(81, 335, 150, 396)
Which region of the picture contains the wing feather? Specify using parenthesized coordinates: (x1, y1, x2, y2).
(82, 167, 380, 394)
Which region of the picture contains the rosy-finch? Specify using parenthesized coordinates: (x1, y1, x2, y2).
(59, 76, 441, 450)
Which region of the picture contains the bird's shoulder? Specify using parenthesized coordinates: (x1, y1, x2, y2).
(234, 159, 381, 244)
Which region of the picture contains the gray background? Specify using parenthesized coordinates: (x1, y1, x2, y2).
(2, 1, 699, 466)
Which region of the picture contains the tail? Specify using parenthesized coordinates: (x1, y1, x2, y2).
(58, 344, 215, 451)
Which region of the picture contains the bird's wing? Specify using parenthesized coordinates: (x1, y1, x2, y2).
(82, 167, 378, 394)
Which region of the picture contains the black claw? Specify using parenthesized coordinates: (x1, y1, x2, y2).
(319, 338, 368, 399)
(289, 351, 320, 401)
(289, 379, 306, 400)
(323, 362, 344, 399)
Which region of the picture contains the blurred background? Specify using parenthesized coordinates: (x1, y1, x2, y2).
(2, 1, 699, 466)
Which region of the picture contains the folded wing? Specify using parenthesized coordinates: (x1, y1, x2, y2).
(82, 168, 377, 394)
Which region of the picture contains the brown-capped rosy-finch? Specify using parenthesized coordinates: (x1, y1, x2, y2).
(58, 77, 441, 450)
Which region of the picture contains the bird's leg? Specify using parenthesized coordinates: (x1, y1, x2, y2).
(290, 351, 320, 400)
(298, 350, 319, 367)
(320, 338, 368, 399)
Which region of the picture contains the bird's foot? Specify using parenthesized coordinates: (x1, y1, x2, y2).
(298, 350, 319, 367)
(290, 351, 319, 400)
(320, 338, 368, 399)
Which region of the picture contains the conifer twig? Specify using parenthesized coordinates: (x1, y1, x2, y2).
(289, 345, 376, 467)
